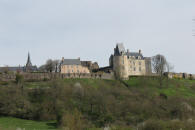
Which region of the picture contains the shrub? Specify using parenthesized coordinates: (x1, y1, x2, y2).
(59, 109, 86, 130)
(138, 120, 166, 130)
(15, 73, 24, 84)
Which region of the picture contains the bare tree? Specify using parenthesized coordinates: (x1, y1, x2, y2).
(53, 60, 60, 73)
(166, 62, 174, 73)
(45, 59, 55, 73)
(152, 54, 167, 87)
(39, 59, 60, 73)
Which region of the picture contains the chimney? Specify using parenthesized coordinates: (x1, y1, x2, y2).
(78, 57, 80, 60)
(139, 50, 141, 54)
(62, 57, 64, 62)
(127, 49, 130, 53)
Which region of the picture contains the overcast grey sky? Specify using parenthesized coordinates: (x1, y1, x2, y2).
(0, 0, 195, 73)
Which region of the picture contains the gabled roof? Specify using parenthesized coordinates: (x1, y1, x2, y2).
(61, 59, 81, 65)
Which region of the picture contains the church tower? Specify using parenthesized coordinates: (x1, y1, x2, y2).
(25, 52, 33, 72)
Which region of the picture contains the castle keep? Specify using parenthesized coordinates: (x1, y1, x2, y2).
(110, 44, 152, 79)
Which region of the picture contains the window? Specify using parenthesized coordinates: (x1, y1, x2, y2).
(139, 67, 142, 72)
(130, 65, 132, 68)
(133, 62, 135, 66)
(134, 67, 136, 71)
(139, 62, 141, 65)
(77, 70, 79, 73)
(72, 70, 74, 73)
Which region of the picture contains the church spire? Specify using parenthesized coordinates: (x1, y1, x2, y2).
(26, 52, 32, 67)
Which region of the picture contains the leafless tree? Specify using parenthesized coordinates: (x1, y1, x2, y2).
(53, 60, 60, 73)
(166, 62, 174, 73)
(45, 59, 55, 73)
(152, 54, 167, 87)
(39, 59, 60, 73)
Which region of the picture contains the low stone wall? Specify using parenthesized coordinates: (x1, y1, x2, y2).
(164, 72, 195, 80)
(0, 72, 114, 81)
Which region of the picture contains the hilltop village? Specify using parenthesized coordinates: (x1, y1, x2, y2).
(0, 44, 194, 80)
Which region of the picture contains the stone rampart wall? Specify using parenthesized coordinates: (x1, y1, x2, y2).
(0, 72, 114, 81)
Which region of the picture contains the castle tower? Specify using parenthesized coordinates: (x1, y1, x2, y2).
(113, 43, 129, 79)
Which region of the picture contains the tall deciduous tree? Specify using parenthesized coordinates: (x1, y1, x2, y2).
(152, 54, 167, 87)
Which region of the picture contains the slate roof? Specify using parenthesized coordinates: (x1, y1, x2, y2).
(0, 66, 38, 72)
(0, 67, 24, 72)
(126, 52, 144, 59)
(61, 59, 81, 65)
(116, 43, 125, 53)
(25, 66, 38, 71)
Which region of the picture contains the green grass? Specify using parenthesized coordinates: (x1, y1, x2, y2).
(0, 117, 58, 130)
(125, 77, 195, 98)
(19, 77, 195, 98)
(0, 117, 107, 130)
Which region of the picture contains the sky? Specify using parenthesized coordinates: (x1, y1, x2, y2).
(0, 0, 195, 73)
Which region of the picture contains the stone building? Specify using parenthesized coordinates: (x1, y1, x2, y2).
(25, 53, 37, 72)
(109, 43, 152, 79)
(81, 61, 99, 72)
(0, 53, 37, 73)
(60, 57, 90, 74)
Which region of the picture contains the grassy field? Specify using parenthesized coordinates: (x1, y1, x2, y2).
(125, 77, 195, 98)
(0, 117, 57, 130)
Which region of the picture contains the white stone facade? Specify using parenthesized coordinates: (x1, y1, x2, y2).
(110, 44, 151, 79)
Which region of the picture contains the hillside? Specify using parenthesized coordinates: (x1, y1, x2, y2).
(0, 77, 195, 130)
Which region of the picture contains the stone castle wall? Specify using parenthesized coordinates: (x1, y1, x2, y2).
(164, 72, 195, 80)
(0, 72, 114, 82)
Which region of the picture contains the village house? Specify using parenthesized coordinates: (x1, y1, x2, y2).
(59, 57, 90, 74)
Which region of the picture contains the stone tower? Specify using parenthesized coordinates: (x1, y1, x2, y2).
(112, 43, 129, 79)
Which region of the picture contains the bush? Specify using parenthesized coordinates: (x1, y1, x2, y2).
(59, 109, 87, 130)
(138, 120, 166, 130)
(15, 73, 24, 84)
